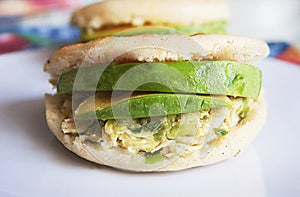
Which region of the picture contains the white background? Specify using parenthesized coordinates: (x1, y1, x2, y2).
(228, 0, 300, 46)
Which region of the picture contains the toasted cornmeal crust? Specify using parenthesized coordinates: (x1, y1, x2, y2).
(71, 0, 229, 32)
(45, 93, 266, 172)
(44, 34, 270, 82)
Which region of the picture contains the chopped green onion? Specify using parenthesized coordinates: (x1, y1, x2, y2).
(145, 153, 163, 164)
(153, 132, 162, 141)
(214, 128, 228, 136)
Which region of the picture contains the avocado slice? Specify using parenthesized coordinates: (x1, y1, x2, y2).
(58, 61, 262, 98)
(75, 92, 231, 120)
(81, 21, 226, 41)
(172, 20, 227, 35)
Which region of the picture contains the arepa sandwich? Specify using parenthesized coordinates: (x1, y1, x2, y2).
(44, 33, 269, 171)
(71, 0, 230, 41)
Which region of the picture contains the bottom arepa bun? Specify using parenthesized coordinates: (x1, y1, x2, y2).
(45, 92, 266, 172)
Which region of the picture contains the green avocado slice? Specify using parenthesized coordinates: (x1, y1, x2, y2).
(172, 20, 227, 35)
(58, 61, 262, 98)
(81, 21, 227, 41)
(75, 92, 231, 120)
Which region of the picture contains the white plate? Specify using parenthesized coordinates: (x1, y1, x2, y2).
(0, 49, 299, 197)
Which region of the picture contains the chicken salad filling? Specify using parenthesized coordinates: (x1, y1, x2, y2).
(61, 96, 254, 163)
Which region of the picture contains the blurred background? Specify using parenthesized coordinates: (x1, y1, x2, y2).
(0, 0, 299, 63)
(228, 0, 300, 45)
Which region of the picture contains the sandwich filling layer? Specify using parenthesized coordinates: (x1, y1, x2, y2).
(81, 21, 227, 41)
(61, 95, 254, 163)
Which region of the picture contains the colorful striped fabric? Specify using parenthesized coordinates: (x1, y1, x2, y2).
(267, 42, 300, 65)
(0, 0, 81, 54)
